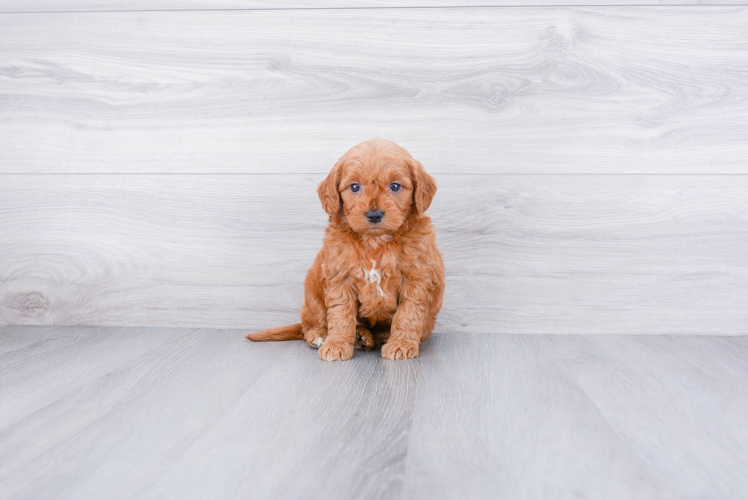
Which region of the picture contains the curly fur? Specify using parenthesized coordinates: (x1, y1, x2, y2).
(245, 139, 444, 361)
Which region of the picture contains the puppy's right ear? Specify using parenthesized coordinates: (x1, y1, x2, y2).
(317, 160, 343, 218)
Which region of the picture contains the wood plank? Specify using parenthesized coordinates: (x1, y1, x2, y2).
(403, 334, 667, 498)
(402, 333, 748, 499)
(0, 324, 79, 355)
(1, 174, 746, 333)
(0, 326, 290, 499)
(0, 326, 192, 429)
(141, 342, 419, 500)
(1, 8, 747, 174)
(2, 328, 747, 498)
(555, 335, 748, 497)
(2, 0, 746, 13)
(0, 326, 417, 499)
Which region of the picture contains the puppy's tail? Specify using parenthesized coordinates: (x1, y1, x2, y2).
(245, 323, 304, 342)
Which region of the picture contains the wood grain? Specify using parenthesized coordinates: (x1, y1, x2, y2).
(1, 8, 747, 173)
(2, 0, 746, 13)
(2, 326, 747, 499)
(555, 335, 748, 497)
(0, 326, 190, 430)
(0, 326, 290, 499)
(402, 333, 748, 499)
(1, 174, 746, 333)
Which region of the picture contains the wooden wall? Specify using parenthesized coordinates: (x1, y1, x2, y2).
(1, 3, 747, 333)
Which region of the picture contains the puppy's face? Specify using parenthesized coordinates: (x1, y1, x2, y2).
(318, 140, 436, 235)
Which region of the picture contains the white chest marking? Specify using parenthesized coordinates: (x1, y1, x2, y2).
(363, 260, 386, 298)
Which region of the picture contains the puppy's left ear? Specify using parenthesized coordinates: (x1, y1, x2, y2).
(409, 158, 437, 214)
(318, 160, 343, 218)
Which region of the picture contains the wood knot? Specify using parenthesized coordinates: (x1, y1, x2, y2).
(13, 292, 50, 317)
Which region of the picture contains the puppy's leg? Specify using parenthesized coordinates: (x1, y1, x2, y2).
(382, 284, 431, 360)
(318, 282, 357, 361)
(420, 279, 444, 343)
(301, 257, 328, 349)
(301, 296, 327, 349)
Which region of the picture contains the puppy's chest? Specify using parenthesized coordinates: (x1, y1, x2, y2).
(353, 256, 400, 321)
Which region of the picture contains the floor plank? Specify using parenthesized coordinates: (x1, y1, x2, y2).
(402, 334, 666, 499)
(1, 327, 746, 499)
(1, 8, 747, 174)
(403, 334, 748, 499)
(555, 335, 748, 497)
(0, 326, 289, 499)
(2, 174, 746, 334)
(142, 342, 419, 500)
(0, 324, 79, 355)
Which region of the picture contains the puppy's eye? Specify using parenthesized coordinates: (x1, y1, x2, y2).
(350, 183, 361, 193)
(390, 183, 401, 193)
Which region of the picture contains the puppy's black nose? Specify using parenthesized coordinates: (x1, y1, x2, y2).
(366, 210, 384, 224)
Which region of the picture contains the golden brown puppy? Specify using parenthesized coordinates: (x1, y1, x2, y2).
(245, 139, 444, 361)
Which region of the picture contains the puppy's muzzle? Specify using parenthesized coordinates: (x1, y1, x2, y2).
(366, 210, 384, 224)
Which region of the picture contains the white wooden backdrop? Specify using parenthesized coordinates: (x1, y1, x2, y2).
(1, 3, 747, 333)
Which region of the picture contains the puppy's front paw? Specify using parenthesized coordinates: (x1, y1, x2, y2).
(381, 339, 419, 360)
(319, 339, 354, 362)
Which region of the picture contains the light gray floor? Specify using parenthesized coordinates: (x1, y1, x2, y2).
(1, 326, 747, 499)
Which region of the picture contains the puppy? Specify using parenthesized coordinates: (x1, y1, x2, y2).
(245, 139, 444, 361)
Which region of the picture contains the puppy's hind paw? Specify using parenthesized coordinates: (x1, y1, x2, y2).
(306, 328, 327, 349)
(354, 326, 374, 351)
(381, 339, 419, 360)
